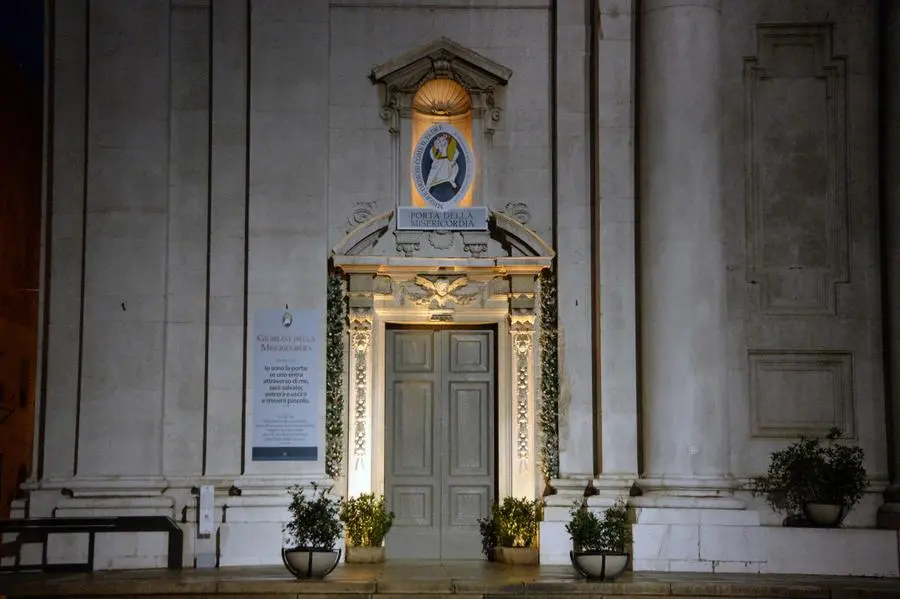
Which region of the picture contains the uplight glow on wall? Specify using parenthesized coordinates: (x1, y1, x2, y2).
(410, 78, 475, 208)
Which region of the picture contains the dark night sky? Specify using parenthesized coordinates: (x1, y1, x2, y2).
(0, 0, 44, 85)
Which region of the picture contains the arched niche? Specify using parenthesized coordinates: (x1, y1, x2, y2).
(370, 38, 513, 216)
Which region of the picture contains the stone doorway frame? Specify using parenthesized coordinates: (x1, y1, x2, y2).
(331, 211, 554, 502)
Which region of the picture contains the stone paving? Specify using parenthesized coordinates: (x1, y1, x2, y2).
(1, 561, 900, 598)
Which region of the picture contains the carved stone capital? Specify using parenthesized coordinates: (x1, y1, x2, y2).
(373, 275, 394, 296)
(349, 307, 373, 330)
(509, 308, 536, 333)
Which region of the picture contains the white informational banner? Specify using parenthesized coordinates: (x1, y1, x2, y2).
(251, 309, 322, 462)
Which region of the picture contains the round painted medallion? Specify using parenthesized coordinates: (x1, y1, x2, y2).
(411, 123, 474, 211)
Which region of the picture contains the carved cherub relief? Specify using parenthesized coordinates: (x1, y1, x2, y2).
(400, 275, 482, 309)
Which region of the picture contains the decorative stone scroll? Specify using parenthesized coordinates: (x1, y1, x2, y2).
(349, 308, 373, 473)
(510, 309, 536, 470)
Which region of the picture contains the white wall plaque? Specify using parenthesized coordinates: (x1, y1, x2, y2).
(397, 206, 488, 231)
(251, 309, 323, 461)
(199, 485, 215, 535)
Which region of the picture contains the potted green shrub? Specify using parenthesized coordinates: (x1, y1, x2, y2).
(339, 493, 394, 563)
(281, 483, 343, 578)
(748, 427, 868, 527)
(477, 514, 498, 562)
(486, 497, 540, 565)
(567, 498, 632, 581)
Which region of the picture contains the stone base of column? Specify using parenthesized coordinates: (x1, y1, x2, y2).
(539, 476, 591, 565)
(629, 477, 900, 575)
(878, 486, 900, 528)
(878, 503, 900, 529)
(631, 504, 899, 575)
(631, 474, 751, 572)
(635, 474, 745, 508)
(588, 473, 637, 506)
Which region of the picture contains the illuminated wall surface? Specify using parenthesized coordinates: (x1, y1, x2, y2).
(0, 53, 41, 519)
(10, 0, 900, 576)
(410, 78, 474, 208)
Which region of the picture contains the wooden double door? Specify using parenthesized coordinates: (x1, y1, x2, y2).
(384, 326, 496, 559)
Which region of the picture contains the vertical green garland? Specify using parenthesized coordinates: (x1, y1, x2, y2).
(539, 268, 560, 480)
(325, 272, 346, 479)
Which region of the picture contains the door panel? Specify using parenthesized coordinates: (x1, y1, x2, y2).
(449, 333, 491, 373)
(448, 382, 490, 476)
(385, 331, 441, 558)
(391, 381, 434, 477)
(385, 328, 494, 560)
(393, 331, 434, 372)
(391, 485, 433, 527)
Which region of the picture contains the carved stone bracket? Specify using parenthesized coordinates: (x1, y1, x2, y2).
(510, 309, 536, 468)
(461, 230, 489, 258)
(395, 230, 422, 256)
(349, 308, 373, 468)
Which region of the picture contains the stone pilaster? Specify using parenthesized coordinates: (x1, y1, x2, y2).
(593, 0, 639, 501)
(348, 307, 373, 497)
(637, 0, 739, 506)
(509, 307, 536, 499)
(345, 274, 377, 498)
(553, 0, 595, 484)
(879, 0, 900, 529)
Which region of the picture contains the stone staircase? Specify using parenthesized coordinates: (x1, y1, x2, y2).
(2, 563, 900, 599)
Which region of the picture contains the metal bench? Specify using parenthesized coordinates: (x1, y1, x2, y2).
(0, 516, 183, 573)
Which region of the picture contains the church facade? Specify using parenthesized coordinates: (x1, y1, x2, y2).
(11, 0, 900, 575)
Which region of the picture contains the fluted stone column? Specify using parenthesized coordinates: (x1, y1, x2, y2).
(638, 0, 737, 504)
(878, 0, 900, 529)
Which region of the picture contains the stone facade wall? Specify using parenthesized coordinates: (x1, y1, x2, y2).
(37, 0, 559, 490)
(720, 0, 885, 524)
(326, 1, 553, 248)
(24, 0, 899, 572)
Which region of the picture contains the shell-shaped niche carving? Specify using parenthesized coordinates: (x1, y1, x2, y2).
(413, 78, 471, 116)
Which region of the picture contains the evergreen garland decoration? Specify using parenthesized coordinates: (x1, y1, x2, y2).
(325, 271, 346, 478)
(538, 268, 560, 480)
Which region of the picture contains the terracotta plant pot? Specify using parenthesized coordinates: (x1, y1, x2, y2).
(345, 545, 385, 563)
(803, 502, 848, 527)
(495, 546, 539, 565)
(281, 547, 341, 579)
(570, 550, 629, 581)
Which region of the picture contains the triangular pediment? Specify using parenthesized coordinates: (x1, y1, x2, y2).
(370, 37, 512, 93)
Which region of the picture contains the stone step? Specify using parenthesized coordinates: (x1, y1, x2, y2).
(2, 564, 900, 599)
